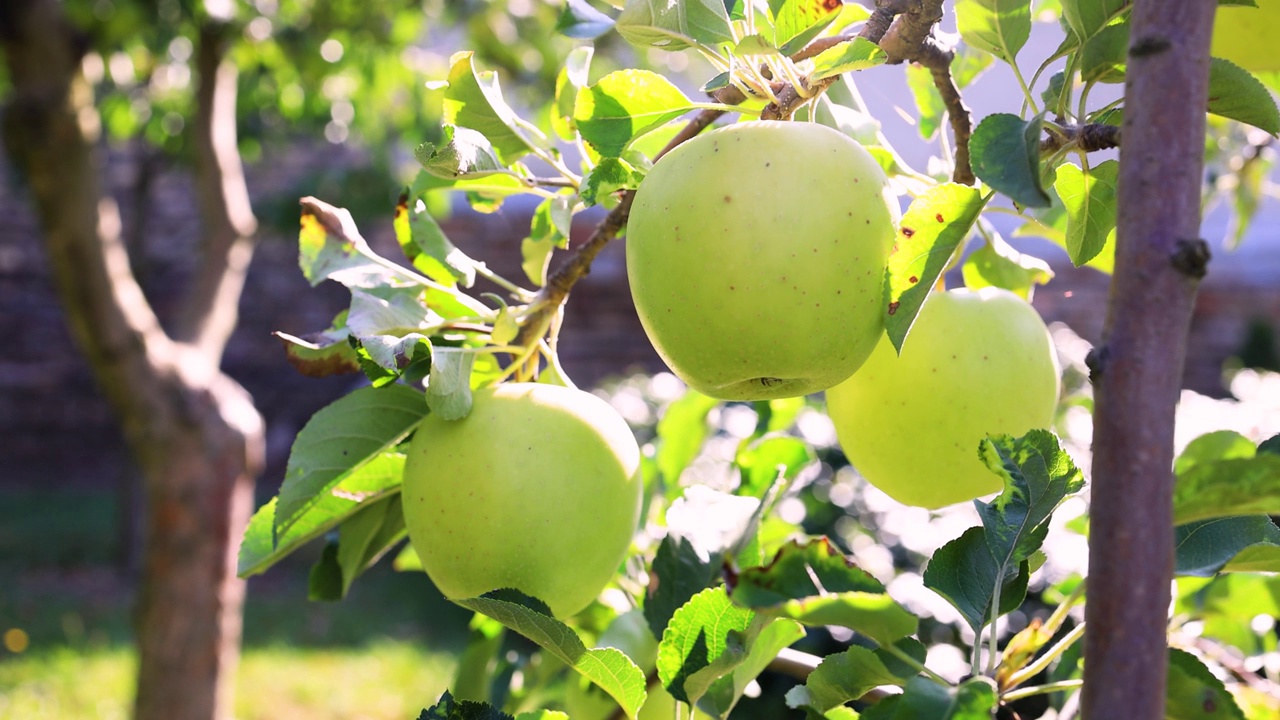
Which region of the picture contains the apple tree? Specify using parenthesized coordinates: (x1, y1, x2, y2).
(240, 1, 1280, 718)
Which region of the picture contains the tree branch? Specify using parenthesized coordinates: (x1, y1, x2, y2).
(1041, 123, 1123, 154)
(1081, 2, 1216, 718)
(175, 20, 259, 362)
(515, 107, 724, 345)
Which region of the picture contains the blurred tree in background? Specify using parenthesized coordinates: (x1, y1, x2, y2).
(0, 1, 586, 718)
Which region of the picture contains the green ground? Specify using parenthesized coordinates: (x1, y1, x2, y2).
(0, 487, 472, 719)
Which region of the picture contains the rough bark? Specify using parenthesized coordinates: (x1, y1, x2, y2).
(1082, 1, 1215, 718)
(1, 2, 262, 719)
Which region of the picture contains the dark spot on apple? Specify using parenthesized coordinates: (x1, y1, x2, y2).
(936, 213, 945, 223)
(909, 276, 918, 284)
(756, 377, 784, 387)
(765, 161, 771, 167)
(887, 301, 900, 315)
(724, 195, 732, 203)
(902, 227, 916, 238)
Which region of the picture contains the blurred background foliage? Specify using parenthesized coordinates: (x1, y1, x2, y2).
(5, 0, 1280, 718)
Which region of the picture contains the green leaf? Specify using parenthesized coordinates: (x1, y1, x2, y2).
(456, 593, 648, 718)
(418, 690, 515, 720)
(970, 113, 1051, 208)
(809, 38, 888, 80)
(772, 0, 843, 56)
(906, 65, 947, 141)
(238, 453, 406, 578)
(1166, 648, 1246, 720)
(274, 316, 360, 378)
(575, 70, 696, 158)
(1208, 57, 1280, 136)
(1061, 0, 1129, 41)
(656, 586, 761, 706)
(864, 676, 999, 719)
(960, 230, 1054, 299)
(298, 200, 391, 289)
(395, 186, 479, 287)
(906, 47, 993, 140)
(923, 526, 1031, 633)
(1172, 438, 1280, 525)
(923, 429, 1085, 633)
(699, 618, 806, 718)
(975, 430, 1086, 585)
(335, 493, 406, 595)
(441, 51, 542, 164)
(1081, 21, 1128, 83)
(734, 435, 816, 499)
(415, 125, 507, 179)
(520, 195, 573, 286)
(307, 539, 344, 601)
(645, 534, 725, 642)
(271, 385, 427, 542)
(355, 334, 432, 386)
(615, 0, 734, 50)
(1054, 159, 1119, 266)
(426, 347, 477, 421)
(732, 537, 918, 645)
(784, 644, 921, 715)
(553, 47, 594, 141)
(346, 287, 440, 338)
(297, 197, 487, 318)
(883, 184, 987, 352)
(656, 390, 720, 487)
(453, 614, 507, 702)
(515, 713, 570, 720)
(955, 0, 1033, 64)
(581, 157, 644, 207)
(557, 0, 616, 39)
(1175, 516, 1280, 576)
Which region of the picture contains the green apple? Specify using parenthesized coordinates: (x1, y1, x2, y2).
(1213, 1, 1280, 72)
(825, 288, 1060, 509)
(565, 609, 710, 720)
(626, 120, 899, 401)
(401, 382, 643, 618)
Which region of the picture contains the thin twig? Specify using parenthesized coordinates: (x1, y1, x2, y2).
(514, 108, 725, 345)
(875, 1, 975, 185)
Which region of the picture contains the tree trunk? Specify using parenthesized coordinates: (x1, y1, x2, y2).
(1082, 1, 1215, 718)
(1, 2, 263, 719)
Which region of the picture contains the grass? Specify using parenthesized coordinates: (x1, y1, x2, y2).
(0, 642, 456, 720)
(0, 485, 472, 719)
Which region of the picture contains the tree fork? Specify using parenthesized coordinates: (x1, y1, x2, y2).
(1082, 2, 1215, 718)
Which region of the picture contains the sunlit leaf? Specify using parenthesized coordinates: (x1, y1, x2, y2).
(426, 347, 477, 420)
(1054, 159, 1119, 266)
(557, 0, 616, 39)
(656, 586, 764, 706)
(884, 184, 987, 352)
(575, 70, 697, 157)
(772, 0, 843, 55)
(809, 38, 887, 80)
(955, 0, 1033, 64)
(457, 591, 648, 718)
(1208, 57, 1280, 136)
(1166, 648, 1246, 719)
(1061, 0, 1129, 41)
(785, 643, 922, 716)
(960, 230, 1054, 299)
(1175, 515, 1280, 576)
(615, 0, 734, 50)
(271, 384, 427, 542)
(1081, 21, 1128, 83)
